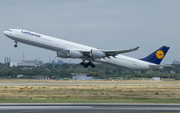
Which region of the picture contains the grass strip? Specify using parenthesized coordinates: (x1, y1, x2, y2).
(0, 99, 180, 103)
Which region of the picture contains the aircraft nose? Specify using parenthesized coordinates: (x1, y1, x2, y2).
(3, 31, 8, 35)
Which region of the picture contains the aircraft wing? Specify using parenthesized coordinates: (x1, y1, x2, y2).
(79, 46, 139, 58)
(102, 46, 140, 57)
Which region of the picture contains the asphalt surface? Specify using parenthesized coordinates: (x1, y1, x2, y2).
(0, 103, 180, 113)
(0, 82, 180, 86)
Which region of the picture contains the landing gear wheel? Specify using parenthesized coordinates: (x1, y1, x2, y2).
(91, 64, 95, 68)
(88, 62, 91, 65)
(84, 64, 89, 68)
(14, 44, 18, 48)
(81, 61, 95, 68)
(14, 41, 18, 48)
(80, 62, 85, 65)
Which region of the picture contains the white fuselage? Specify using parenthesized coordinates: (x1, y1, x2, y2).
(4, 29, 156, 70)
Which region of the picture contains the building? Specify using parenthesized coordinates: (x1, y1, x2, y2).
(71, 73, 92, 81)
(17, 75, 23, 78)
(9, 62, 18, 67)
(172, 58, 180, 64)
(152, 77, 161, 81)
(52, 59, 64, 65)
(9, 60, 41, 67)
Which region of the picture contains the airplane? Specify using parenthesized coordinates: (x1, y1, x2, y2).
(3, 29, 172, 70)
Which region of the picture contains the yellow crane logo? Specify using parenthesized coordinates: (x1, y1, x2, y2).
(156, 50, 164, 59)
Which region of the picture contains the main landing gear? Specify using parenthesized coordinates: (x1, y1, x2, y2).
(81, 61, 95, 68)
(14, 41, 18, 48)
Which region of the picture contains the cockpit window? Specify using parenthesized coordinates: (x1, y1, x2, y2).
(8, 30, 12, 32)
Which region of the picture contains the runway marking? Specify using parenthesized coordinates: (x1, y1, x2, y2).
(0, 106, 93, 110)
(0, 104, 180, 111)
(0, 83, 180, 85)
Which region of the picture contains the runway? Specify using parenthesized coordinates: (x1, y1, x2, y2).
(0, 82, 180, 86)
(0, 103, 180, 113)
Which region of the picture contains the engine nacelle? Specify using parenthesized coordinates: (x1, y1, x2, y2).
(90, 49, 105, 58)
(68, 50, 82, 58)
(57, 52, 69, 58)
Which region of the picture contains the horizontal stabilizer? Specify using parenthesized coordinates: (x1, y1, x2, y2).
(149, 65, 174, 69)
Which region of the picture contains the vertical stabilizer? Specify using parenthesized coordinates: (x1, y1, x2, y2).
(140, 46, 170, 64)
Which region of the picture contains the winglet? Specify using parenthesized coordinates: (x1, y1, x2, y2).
(131, 46, 140, 51)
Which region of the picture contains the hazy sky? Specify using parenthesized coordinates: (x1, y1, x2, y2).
(1, 0, 180, 64)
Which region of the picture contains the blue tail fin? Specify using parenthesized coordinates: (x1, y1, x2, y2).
(140, 46, 170, 64)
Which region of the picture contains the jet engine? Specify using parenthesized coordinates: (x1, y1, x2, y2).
(57, 52, 69, 58)
(68, 50, 82, 58)
(90, 49, 105, 58)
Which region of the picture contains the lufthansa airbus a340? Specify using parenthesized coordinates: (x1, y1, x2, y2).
(3, 29, 172, 69)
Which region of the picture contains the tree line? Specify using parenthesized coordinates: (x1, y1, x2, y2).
(0, 63, 180, 80)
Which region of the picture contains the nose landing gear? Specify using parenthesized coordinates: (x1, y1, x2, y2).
(14, 41, 18, 48)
